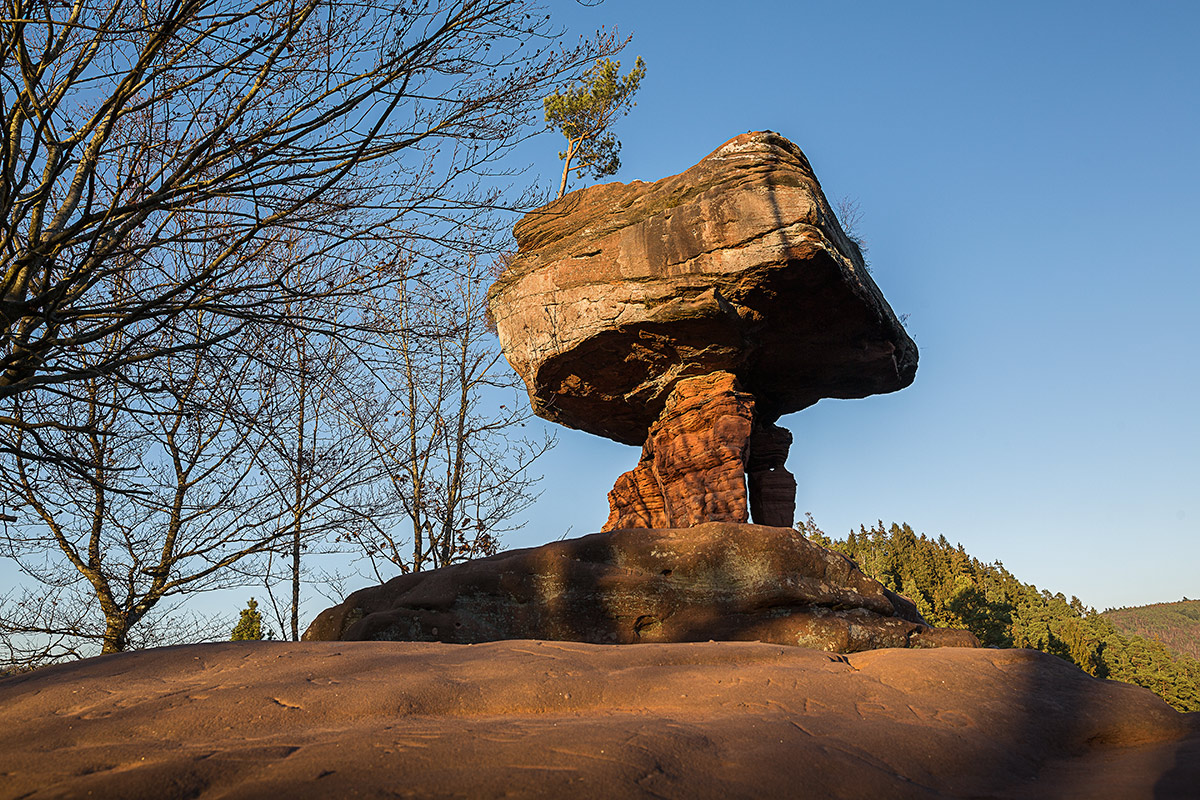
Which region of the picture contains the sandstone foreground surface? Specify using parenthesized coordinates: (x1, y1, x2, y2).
(1, 641, 1197, 799)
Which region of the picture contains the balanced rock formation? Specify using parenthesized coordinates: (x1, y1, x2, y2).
(4, 641, 1197, 799)
(488, 131, 916, 527)
(305, 134, 956, 659)
(304, 522, 976, 652)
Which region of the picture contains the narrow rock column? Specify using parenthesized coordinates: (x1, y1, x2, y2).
(747, 422, 797, 528)
(603, 372, 755, 531)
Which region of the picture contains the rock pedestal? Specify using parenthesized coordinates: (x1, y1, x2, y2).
(603, 372, 753, 530)
(602, 371, 798, 530)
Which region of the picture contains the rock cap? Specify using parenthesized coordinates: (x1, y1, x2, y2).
(488, 131, 917, 445)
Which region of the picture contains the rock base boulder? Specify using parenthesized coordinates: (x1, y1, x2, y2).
(304, 522, 977, 652)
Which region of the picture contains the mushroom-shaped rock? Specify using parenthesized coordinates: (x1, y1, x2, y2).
(488, 131, 917, 527)
(488, 131, 916, 444)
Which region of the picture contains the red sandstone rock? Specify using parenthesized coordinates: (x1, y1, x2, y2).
(303, 522, 974, 652)
(489, 131, 917, 530)
(2, 641, 1196, 799)
(603, 372, 798, 530)
(603, 372, 754, 530)
(487, 131, 916, 447)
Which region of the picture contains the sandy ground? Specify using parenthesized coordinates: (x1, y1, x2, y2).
(1, 640, 1197, 799)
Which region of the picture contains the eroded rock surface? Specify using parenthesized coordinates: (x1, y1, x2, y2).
(603, 371, 755, 531)
(487, 130, 917, 447)
(602, 371, 798, 530)
(304, 522, 977, 652)
(3, 641, 1196, 799)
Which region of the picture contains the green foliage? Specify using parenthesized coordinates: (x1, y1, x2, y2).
(798, 515, 1200, 712)
(1104, 600, 1200, 660)
(544, 57, 646, 197)
(230, 598, 266, 641)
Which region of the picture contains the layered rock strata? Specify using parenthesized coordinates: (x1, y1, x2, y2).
(601, 371, 798, 530)
(603, 371, 756, 530)
(487, 130, 917, 447)
(487, 131, 917, 527)
(305, 523, 978, 652)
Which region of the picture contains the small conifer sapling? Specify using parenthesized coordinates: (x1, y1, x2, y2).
(231, 598, 266, 641)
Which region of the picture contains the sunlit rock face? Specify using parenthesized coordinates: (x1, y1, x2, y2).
(487, 131, 915, 526)
(487, 130, 916, 446)
(4, 642, 1195, 798)
(602, 371, 757, 531)
(303, 522, 977, 652)
(600, 371, 797, 531)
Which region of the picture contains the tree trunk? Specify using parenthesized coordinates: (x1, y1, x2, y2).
(439, 325, 472, 565)
(291, 351, 307, 642)
(557, 139, 580, 199)
(101, 614, 131, 654)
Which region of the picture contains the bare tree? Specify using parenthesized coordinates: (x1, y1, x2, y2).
(0, 197, 369, 656)
(0, 304, 292, 653)
(833, 196, 870, 271)
(252, 260, 383, 641)
(0, 0, 618, 660)
(344, 241, 552, 579)
(1, 582, 221, 668)
(0, 0, 617, 483)
(0, 584, 97, 667)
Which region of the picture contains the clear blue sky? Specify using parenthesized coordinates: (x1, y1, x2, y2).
(503, 0, 1200, 611)
(7, 2, 1190, 633)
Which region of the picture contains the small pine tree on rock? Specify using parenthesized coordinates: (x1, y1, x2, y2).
(544, 56, 646, 199)
(231, 598, 266, 641)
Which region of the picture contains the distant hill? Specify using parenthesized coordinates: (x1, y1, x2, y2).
(1104, 600, 1200, 660)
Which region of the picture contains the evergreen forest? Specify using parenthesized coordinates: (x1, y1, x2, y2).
(799, 517, 1200, 712)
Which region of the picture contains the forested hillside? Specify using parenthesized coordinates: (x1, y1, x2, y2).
(1104, 600, 1200, 660)
(799, 517, 1200, 712)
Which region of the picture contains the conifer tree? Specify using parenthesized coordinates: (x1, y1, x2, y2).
(799, 516, 1200, 711)
(231, 599, 266, 642)
(545, 57, 647, 198)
